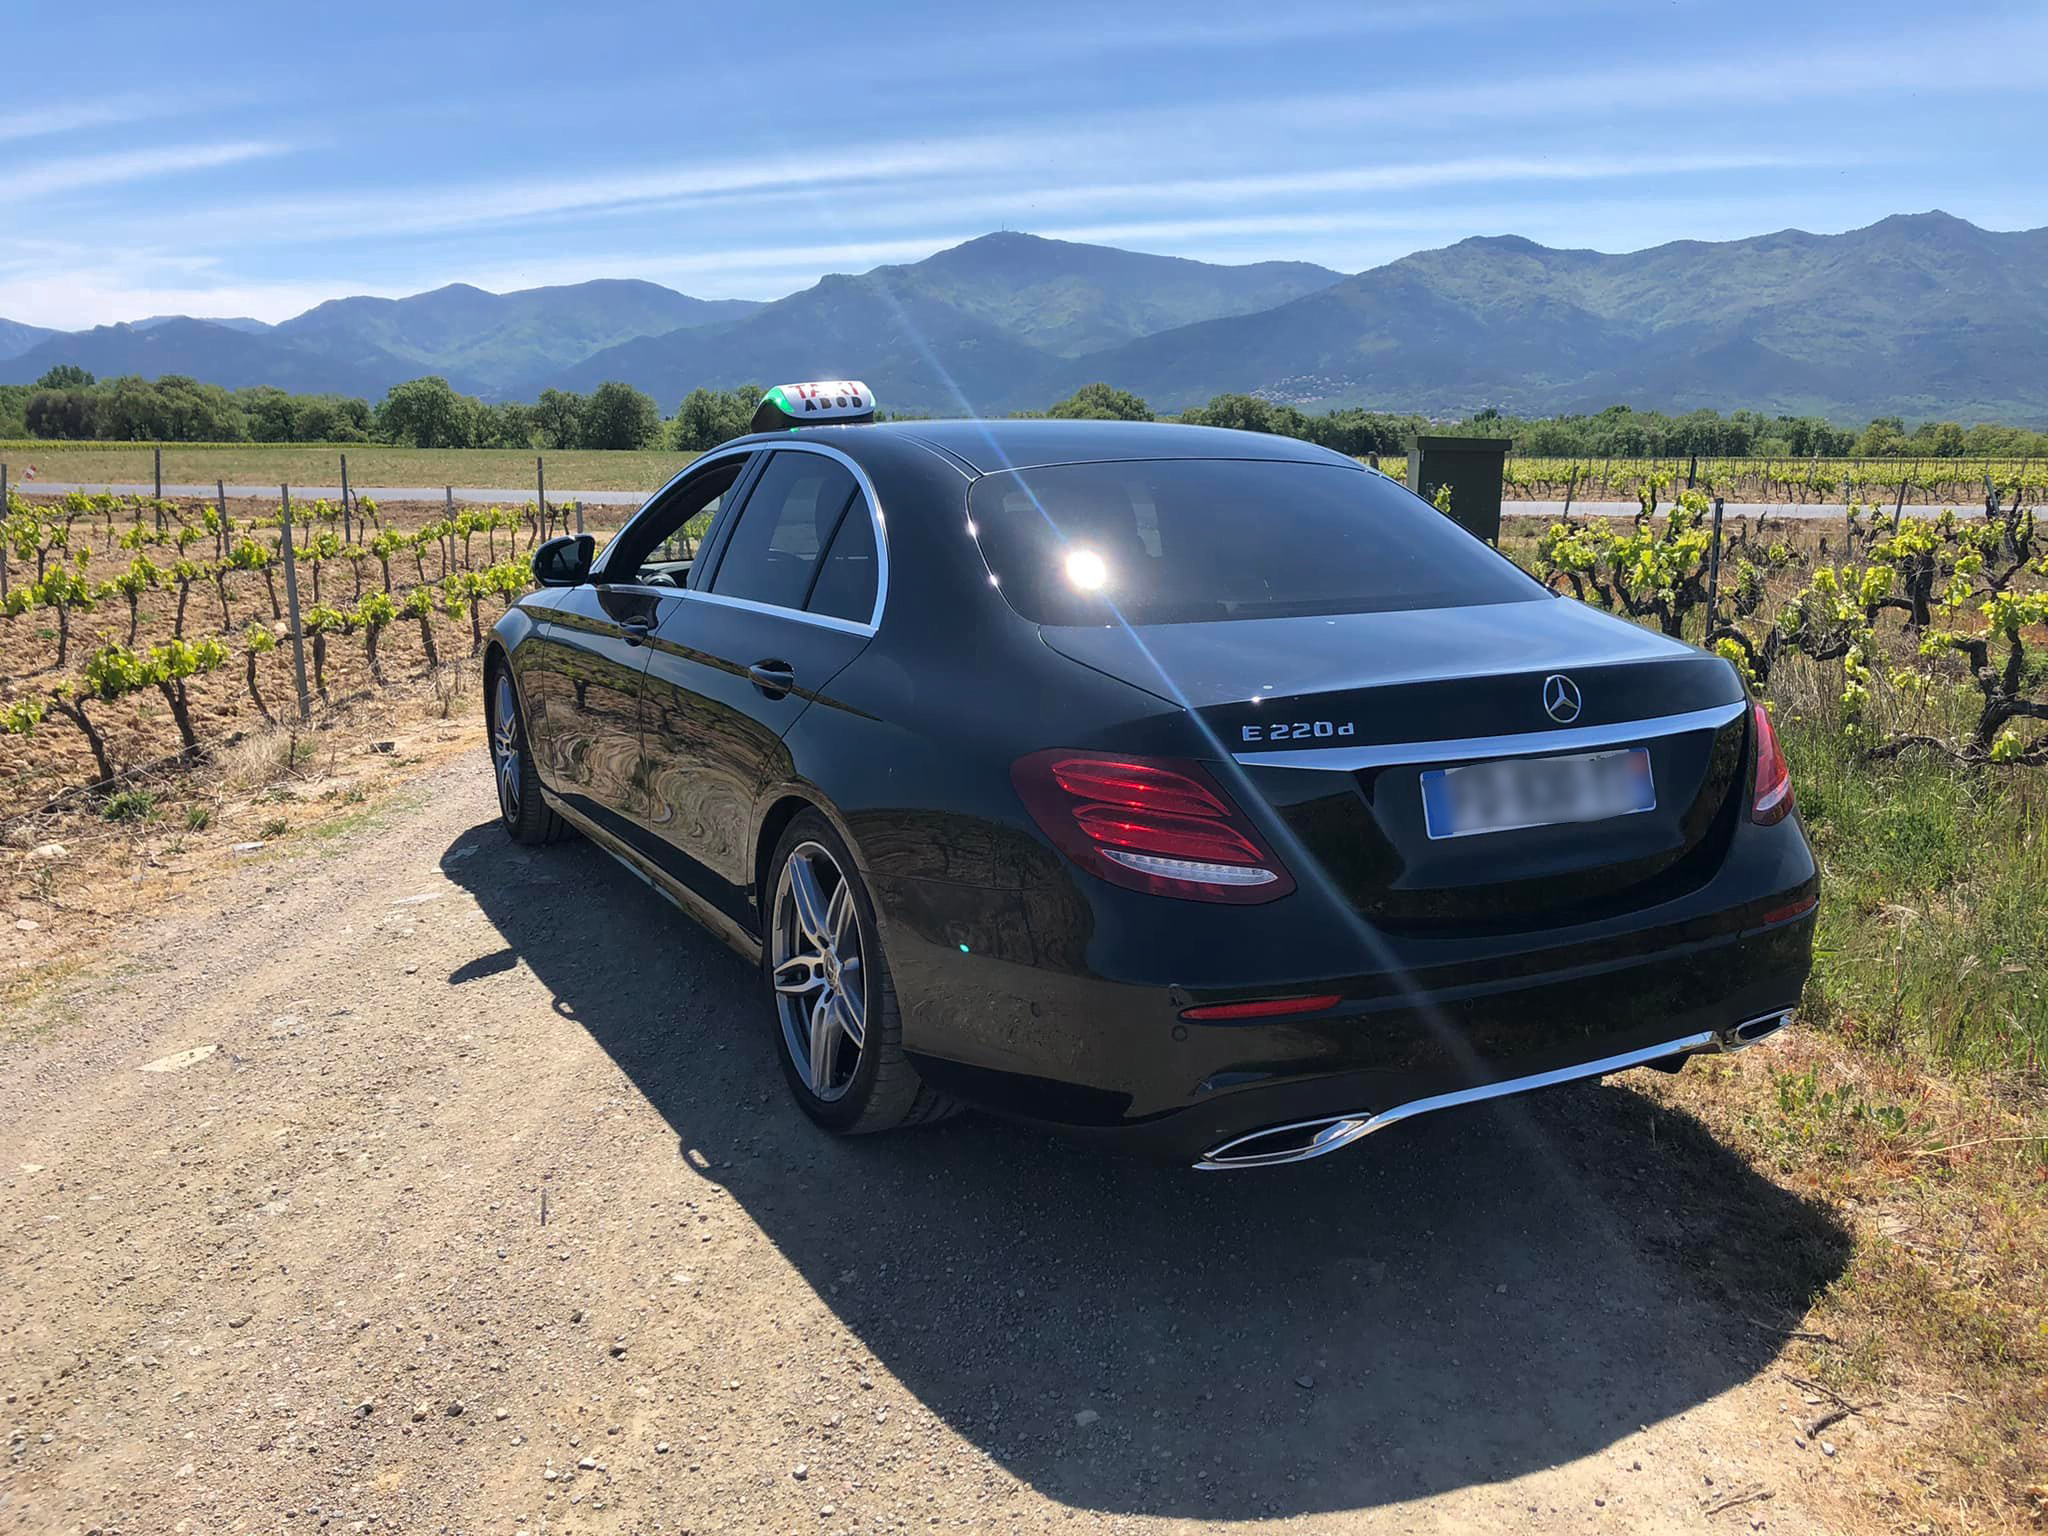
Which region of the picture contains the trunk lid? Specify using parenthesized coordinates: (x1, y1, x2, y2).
(1042, 598, 1752, 930)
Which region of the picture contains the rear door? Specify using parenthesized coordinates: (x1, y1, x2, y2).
(639, 447, 882, 925)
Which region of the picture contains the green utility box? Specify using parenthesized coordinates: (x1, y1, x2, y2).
(1408, 435, 1512, 544)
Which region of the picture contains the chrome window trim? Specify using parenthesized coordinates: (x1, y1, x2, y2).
(598, 439, 889, 637)
(1232, 698, 1746, 771)
(681, 587, 877, 638)
(595, 454, 751, 579)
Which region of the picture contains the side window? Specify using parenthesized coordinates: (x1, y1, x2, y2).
(708, 453, 859, 612)
(603, 458, 748, 586)
(806, 496, 879, 624)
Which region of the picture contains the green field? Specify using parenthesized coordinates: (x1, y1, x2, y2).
(0, 441, 700, 494)
(9, 440, 2046, 507)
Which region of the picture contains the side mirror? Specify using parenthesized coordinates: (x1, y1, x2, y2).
(533, 534, 594, 587)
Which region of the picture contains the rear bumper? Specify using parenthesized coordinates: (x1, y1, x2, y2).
(901, 906, 1813, 1164)
(878, 815, 1818, 1165)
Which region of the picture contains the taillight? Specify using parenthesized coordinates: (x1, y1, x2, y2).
(1011, 750, 1295, 904)
(1750, 702, 1793, 825)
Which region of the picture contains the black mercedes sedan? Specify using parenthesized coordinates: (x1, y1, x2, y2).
(485, 388, 1816, 1168)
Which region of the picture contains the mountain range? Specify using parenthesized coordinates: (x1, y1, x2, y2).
(4, 215, 2044, 423)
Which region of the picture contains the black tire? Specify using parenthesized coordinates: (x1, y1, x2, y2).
(488, 661, 569, 846)
(764, 810, 957, 1135)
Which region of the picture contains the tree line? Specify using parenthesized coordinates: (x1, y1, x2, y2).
(1043, 383, 2048, 460)
(6, 366, 2046, 460)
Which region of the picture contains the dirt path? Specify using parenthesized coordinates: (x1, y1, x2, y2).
(0, 750, 1853, 1535)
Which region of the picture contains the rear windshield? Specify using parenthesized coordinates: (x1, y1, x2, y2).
(969, 459, 1546, 626)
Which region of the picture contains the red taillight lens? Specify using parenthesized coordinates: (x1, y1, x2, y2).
(1760, 895, 1817, 926)
(1012, 749, 1295, 904)
(1751, 701, 1793, 825)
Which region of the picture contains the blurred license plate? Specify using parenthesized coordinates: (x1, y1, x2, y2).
(1420, 748, 1654, 840)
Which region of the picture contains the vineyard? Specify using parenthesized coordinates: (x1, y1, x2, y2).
(1517, 478, 2048, 770)
(4, 469, 2046, 1067)
(1491, 455, 2048, 506)
(1508, 474, 2048, 1071)
(0, 487, 603, 805)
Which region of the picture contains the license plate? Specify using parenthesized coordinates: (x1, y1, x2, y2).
(1420, 748, 1655, 840)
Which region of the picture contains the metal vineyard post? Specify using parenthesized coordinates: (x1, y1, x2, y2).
(1706, 496, 1725, 626)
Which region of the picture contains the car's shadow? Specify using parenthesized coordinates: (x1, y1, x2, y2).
(443, 823, 1849, 1520)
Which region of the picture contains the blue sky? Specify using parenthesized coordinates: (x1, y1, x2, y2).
(3, 0, 2044, 330)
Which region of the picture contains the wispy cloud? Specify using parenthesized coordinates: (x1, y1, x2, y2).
(168, 137, 1044, 245)
(0, 95, 193, 143)
(0, 141, 291, 203)
(1274, 15, 2048, 131)
(137, 132, 1852, 256)
(657, 150, 1863, 239)
(825, 0, 1637, 84)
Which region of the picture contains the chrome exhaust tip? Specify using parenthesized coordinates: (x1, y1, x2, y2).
(1194, 1116, 1368, 1171)
(1716, 1009, 1793, 1052)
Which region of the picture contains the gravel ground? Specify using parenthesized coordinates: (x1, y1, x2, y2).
(0, 750, 1851, 1534)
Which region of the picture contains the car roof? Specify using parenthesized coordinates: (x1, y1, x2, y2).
(723, 417, 1358, 476)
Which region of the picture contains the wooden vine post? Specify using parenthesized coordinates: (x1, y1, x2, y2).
(278, 486, 312, 723)
(340, 454, 353, 544)
(216, 480, 229, 560)
(1, 462, 9, 608)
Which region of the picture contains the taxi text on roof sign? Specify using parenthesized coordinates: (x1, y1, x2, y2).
(751, 381, 877, 433)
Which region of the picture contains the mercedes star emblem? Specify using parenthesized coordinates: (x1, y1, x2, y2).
(1542, 673, 1582, 723)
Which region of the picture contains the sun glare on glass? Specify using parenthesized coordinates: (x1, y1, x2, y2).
(1065, 548, 1108, 590)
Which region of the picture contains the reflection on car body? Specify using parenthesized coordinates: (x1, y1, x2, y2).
(484, 383, 1817, 1168)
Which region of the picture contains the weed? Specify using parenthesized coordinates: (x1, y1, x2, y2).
(101, 789, 158, 823)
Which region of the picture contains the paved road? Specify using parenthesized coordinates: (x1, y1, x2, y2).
(11, 480, 652, 506)
(12, 481, 1978, 521)
(0, 747, 1843, 1534)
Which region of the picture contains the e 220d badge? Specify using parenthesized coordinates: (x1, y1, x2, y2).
(1240, 720, 1357, 743)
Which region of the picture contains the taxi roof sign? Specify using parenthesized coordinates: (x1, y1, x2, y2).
(751, 381, 876, 433)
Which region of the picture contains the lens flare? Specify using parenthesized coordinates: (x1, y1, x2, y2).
(1065, 548, 1108, 590)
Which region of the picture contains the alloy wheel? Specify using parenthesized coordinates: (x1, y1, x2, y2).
(770, 841, 867, 1102)
(492, 673, 523, 822)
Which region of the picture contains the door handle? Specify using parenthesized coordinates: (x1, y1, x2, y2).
(747, 660, 797, 699)
(621, 616, 654, 647)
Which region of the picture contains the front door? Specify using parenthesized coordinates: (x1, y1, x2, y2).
(525, 455, 756, 835)
(531, 584, 674, 835)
